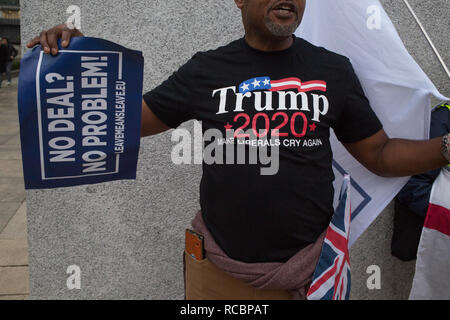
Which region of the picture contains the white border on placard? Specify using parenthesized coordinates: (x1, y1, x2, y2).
(36, 50, 123, 180)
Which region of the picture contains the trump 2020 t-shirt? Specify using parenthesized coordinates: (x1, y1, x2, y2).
(143, 36, 382, 263)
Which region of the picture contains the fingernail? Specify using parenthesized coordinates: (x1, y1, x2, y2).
(52, 48, 58, 55)
(44, 47, 50, 53)
(62, 40, 68, 47)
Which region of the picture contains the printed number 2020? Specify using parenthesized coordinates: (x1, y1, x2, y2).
(233, 112, 309, 138)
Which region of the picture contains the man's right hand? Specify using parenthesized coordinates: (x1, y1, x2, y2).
(26, 24, 84, 55)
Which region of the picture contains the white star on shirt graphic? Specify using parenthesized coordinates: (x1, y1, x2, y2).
(241, 82, 250, 92)
(252, 79, 261, 88)
(263, 78, 270, 86)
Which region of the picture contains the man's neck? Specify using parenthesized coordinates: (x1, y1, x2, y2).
(244, 33, 294, 52)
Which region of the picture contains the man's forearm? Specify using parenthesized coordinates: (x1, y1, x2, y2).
(376, 137, 447, 177)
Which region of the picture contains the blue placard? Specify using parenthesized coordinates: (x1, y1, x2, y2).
(18, 37, 144, 189)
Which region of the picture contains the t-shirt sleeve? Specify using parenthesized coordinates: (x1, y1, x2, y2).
(143, 55, 200, 128)
(333, 61, 383, 143)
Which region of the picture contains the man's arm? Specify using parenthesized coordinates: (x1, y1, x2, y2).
(343, 129, 448, 177)
(141, 99, 170, 137)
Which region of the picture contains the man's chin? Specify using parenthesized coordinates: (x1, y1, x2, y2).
(265, 20, 300, 37)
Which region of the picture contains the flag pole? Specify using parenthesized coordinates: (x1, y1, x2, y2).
(402, 0, 450, 79)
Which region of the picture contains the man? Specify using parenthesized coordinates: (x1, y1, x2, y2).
(27, 0, 449, 299)
(0, 38, 18, 87)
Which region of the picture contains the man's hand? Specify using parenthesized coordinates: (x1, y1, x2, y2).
(26, 24, 167, 138)
(343, 129, 448, 177)
(26, 24, 84, 55)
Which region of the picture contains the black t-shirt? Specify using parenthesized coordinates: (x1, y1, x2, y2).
(143, 36, 382, 263)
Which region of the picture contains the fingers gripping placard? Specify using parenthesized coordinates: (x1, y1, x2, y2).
(18, 37, 144, 189)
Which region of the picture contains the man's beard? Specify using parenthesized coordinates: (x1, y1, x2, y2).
(264, 16, 300, 37)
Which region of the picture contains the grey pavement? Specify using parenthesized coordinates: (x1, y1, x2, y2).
(0, 74, 29, 300)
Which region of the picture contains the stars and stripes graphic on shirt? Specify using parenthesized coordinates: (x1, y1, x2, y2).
(307, 175, 352, 300)
(238, 77, 327, 94)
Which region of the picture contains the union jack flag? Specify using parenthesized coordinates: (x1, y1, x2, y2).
(307, 175, 352, 300)
(238, 77, 327, 94)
